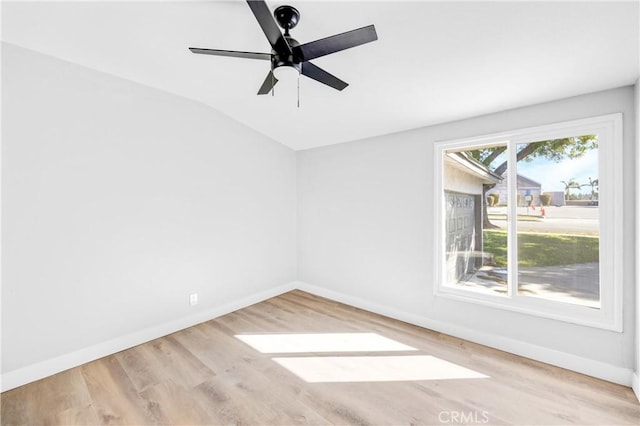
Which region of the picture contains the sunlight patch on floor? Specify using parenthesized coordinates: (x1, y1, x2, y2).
(235, 332, 417, 353)
(272, 355, 490, 383)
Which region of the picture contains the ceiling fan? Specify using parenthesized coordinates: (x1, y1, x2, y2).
(189, 0, 378, 95)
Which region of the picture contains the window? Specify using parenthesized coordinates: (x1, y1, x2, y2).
(433, 114, 623, 331)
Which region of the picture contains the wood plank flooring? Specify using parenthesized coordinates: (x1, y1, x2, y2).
(2, 290, 639, 425)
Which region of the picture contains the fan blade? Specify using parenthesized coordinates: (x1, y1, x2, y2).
(189, 47, 272, 60)
(257, 71, 279, 95)
(246, 0, 292, 54)
(301, 62, 348, 91)
(294, 25, 377, 61)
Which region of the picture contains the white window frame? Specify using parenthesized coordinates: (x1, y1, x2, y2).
(433, 114, 623, 331)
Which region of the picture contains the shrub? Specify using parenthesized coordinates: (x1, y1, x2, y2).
(487, 193, 499, 207)
(540, 193, 551, 206)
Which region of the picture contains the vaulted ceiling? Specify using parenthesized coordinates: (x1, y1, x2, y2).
(2, 1, 639, 150)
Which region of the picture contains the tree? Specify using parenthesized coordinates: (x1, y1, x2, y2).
(560, 179, 582, 200)
(466, 135, 598, 228)
(582, 177, 599, 201)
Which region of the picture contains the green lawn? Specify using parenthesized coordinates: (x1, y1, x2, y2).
(483, 230, 599, 267)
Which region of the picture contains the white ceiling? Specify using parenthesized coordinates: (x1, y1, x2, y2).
(2, 1, 639, 150)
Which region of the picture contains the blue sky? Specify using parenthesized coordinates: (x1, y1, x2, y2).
(517, 149, 598, 193)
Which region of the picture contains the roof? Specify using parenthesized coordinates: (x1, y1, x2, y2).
(493, 172, 541, 189)
(446, 152, 503, 184)
(516, 174, 542, 188)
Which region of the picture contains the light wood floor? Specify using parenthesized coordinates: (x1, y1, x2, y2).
(2, 290, 639, 425)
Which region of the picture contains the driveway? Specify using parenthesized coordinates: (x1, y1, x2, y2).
(460, 206, 601, 307)
(458, 263, 599, 308)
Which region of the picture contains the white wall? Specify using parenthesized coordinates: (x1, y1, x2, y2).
(1, 44, 297, 387)
(297, 86, 636, 383)
(634, 79, 640, 399)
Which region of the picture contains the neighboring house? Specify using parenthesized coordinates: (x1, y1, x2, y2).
(443, 152, 502, 283)
(546, 191, 566, 207)
(488, 173, 542, 206)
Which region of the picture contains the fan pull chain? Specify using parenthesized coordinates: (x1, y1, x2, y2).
(297, 72, 300, 108)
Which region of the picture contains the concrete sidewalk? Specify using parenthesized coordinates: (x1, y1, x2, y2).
(457, 262, 599, 308)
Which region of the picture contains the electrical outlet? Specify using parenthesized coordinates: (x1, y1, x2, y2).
(189, 293, 198, 306)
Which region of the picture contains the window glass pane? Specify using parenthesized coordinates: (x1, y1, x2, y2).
(515, 136, 600, 308)
(443, 144, 508, 296)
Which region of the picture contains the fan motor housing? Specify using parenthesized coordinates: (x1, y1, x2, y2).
(272, 36, 302, 73)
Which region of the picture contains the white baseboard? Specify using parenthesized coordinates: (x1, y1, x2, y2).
(295, 281, 634, 387)
(633, 373, 640, 402)
(0, 281, 297, 392)
(3, 280, 634, 392)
